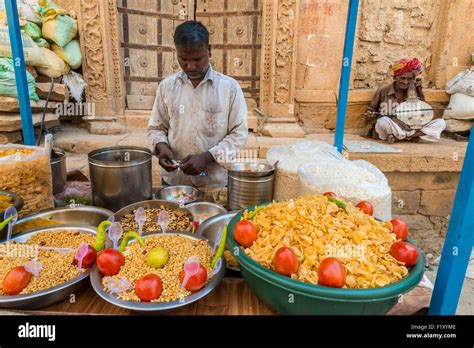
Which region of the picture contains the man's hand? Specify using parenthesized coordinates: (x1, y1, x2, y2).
(156, 143, 178, 172)
(180, 152, 215, 176)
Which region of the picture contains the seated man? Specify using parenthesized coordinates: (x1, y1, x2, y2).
(366, 58, 446, 143)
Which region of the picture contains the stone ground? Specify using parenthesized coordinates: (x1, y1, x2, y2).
(50, 123, 473, 315)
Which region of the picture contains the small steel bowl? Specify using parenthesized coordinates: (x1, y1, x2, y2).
(114, 200, 194, 233)
(0, 190, 24, 222)
(186, 202, 226, 224)
(89, 231, 226, 313)
(155, 185, 203, 205)
(0, 225, 97, 310)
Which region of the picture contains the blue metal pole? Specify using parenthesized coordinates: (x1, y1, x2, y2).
(334, 0, 359, 153)
(429, 131, 474, 315)
(5, 0, 35, 145)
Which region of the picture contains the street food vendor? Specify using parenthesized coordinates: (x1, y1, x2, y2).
(148, 21, 248, 187)
(365, 58, 446, 143)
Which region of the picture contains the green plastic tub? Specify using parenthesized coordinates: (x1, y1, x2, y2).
(227, 205, 424, 315)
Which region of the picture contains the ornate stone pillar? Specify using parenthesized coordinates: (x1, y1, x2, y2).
(259, 0, 300, 118)
(77, 0, 125, 132)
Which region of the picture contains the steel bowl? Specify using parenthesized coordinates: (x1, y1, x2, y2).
(89, 231, 226, 313)
(0, 225, 97, 310)
(186, 202, 226, 224)
(5, 205, 113, 240)
(196, 211, 240, 272)
(114, 200, 194, 233)
(155, 185, 203, 205)
(0, 190, 24, 223)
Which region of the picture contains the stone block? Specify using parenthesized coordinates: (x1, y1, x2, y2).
(419, 190, 456, 217)
(260, 123, 305, 138)
(392, 190, 421, 215)
(35, 83, 69, 102)
(385, 172, 460, 191)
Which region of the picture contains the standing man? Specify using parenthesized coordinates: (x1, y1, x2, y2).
(365, 58, 446, 143)
(148, 21, 248, 187)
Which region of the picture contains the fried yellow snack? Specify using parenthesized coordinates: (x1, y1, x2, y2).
(243, 195, 409, 288)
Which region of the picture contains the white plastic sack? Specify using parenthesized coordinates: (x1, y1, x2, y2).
(446, 67, 474, 97)
(444, 118, 473, 132)
(443, 93, 474, 120)
(62, 70, 85, 102)
(298, 159, 392, 221)
(266, 140, 344, 201)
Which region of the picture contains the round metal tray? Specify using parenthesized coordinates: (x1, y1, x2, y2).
(89, 231, 226, 312)
(114, 200, 194, 233)
(197, 211, 240, 272)
(0, 225, 97, 310)
(186, 202, 226, 223)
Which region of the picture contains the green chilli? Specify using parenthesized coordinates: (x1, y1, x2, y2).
(93, 220, 113, 252)
(211, 224, 228, 268)
(119, 231, 145, 252)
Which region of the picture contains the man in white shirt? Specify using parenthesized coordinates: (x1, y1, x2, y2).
(148, 21, 248, 187)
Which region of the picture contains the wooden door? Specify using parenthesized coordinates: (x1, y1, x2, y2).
(117, 0, 261, 110)
(118, 0, 193, 109)
(196, 0, 262, 107)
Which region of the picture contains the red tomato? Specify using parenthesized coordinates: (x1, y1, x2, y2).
(234, 220, 257, 247)
(390, 241, 419, 267)
(73, 244, 97, 269)
(318, 257, 346, 288)
(356, 201, 374, 216)
(179, 264, 208, 291)
(273, 247, 298, 276)
(2, 266, 32, 295)
(97, 249, 125, 276)
(135, 274, 163, 302)
(390, 218, 409, 241)
(323, 192, 337, 197)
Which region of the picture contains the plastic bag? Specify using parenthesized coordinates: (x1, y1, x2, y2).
(34, 37, 49, 48)
(52, 39, 81, 69)
(41, 8, 77, 47)
(0, 57, 39, 100)
(298, 159, 392, 221)
(0, 144, 54, 218)
(444, 118, 473, 132)
(446, 67, 474, 97)
(0, 2, 42, 25)
(62, 70, 85, 102)
(0, 26, 48, 67)
(22, 21, 41, 40)
(35, 47, 69, 78)
(55, 181, 92, 206)
(443, 93, 474, 120)
(266, 140, 344, 201)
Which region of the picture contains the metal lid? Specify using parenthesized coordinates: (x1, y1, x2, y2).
(88, 146, 151, 168)
(225, 162, 275, 178)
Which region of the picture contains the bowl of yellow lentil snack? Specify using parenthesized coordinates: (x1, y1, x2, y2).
(0, 225, 97, 309)
(90, 230, 226, 312)
(227, 195, 424, 315)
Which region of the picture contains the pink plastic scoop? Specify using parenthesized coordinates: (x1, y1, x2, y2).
(108, 222, 123, 250)
(74, 242, 89, 269)
(135, 207, 146, 236)
(180, 255, 200, 289)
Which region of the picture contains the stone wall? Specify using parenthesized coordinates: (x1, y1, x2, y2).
(294, 0, 474, 133)
(354, 0, 441, 89)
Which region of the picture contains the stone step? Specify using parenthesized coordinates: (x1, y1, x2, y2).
(0, 97, 59, 113)
(260, 122, 306, 138)
(35, 83, 69, 102)
(0, 113, 60, 132)
(86, 121, 126, 135)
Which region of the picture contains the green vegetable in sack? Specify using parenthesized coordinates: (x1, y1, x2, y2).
(0, 58, 39, 101)
(52, 39, 81, 69)
(23, 21, 42, 41)
(34, 38, 50, 48)
(41, 8, 77, 47)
